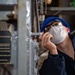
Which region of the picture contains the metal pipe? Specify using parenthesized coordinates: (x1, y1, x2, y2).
(40, 0, 44, 14)
(31, 32, 41, 36)
(35, 0, 40, 32)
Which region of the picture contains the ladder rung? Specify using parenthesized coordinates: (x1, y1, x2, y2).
(0, 63, 10, 64)
(0, 55, 11, 56)
(0, 51, 10, 52)
(0, 59, 8, 61)
(0, 48, 10, 49)
(0, 36, 11, 38)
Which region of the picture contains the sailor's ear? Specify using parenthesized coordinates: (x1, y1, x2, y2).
(65, 27, 70, 33)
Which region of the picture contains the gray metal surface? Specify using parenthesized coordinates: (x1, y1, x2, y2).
(18, 0, 27, 74)
(0, 0, 17, 20)
(0, 11, 11, 20)
(31, 32, 41, 36)
(40, 0, 44, 14)
(40, 7, 75, 15)
(48, 7, 75, 11)
(46, 11, 75, 15)
(18, 0, 32, 75)
(0, 0, 17, 4)
(11, 31, 18, 75)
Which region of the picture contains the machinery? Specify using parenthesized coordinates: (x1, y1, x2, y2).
(0, 0, 75, 75)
